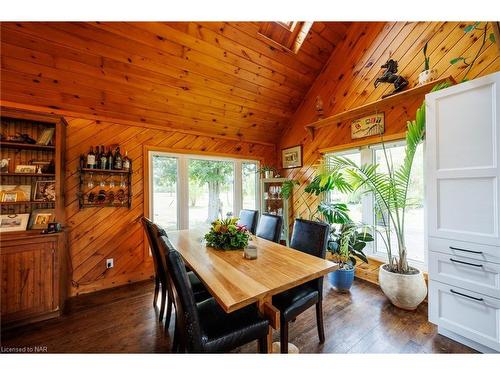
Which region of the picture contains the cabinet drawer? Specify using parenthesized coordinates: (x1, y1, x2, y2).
(429, 237, 500, 264)
(429, 251, 500, 298)
(429, 280, 500, 351)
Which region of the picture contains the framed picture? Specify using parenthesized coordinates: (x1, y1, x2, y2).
(36, 127, 55, 145)
(15, 165, 37, 174)
(29, 209, 55, 230)
(0, 185, 31, 202)
(0, 158, 10, 173)
(351, 113, 385, 139)
(0, 214, 30, 232)
(282, 145, 303, 169)
(33, 180, 56, 202)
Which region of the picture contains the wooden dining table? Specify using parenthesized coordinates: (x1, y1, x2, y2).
(167, 228, 338, 353)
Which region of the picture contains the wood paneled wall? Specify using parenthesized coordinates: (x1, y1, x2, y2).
(59, 115, 274, 296)
(278, 21, 500, 280)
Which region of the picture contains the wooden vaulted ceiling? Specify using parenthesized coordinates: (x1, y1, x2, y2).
(0, 22, 351, 144)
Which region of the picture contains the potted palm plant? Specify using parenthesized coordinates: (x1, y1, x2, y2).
(327, 221, 373, 292)
(325, 82, 452, 309)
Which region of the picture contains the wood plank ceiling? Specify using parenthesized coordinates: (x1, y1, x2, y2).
(0, 22, 351, 144)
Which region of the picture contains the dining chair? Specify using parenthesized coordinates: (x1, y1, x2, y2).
(162, 240, 270, 353)
(255, 213, 283, 243)
(272, 218, 330, 353)
(141, 217, 210, 329)
(237, 209, 259, 234)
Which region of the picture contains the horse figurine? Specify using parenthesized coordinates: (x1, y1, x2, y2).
(374, 59, 409, 98)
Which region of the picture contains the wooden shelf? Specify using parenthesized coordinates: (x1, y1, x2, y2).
(79, 203, 130, 208)
(0, 172, 56, 177)
(80, 168, 131, 174)
(1, 200, 55, 205)
(305, 76, 455, 139)
(0, 141, 55, 151)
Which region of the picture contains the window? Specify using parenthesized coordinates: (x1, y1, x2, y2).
(324, 141, 425, 267)
(149, 151, 259, 232)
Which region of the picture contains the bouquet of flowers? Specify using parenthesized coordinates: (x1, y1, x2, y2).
(204, 217, 250, 250)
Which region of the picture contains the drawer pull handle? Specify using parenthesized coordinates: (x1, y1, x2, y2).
(449, 246, 483, 255)
(450, 289, 484, 302)
(449, 258, 483, 268)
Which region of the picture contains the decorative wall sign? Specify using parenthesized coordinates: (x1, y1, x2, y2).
(282, 145, 303, 169)
(351, 113, 385, 139)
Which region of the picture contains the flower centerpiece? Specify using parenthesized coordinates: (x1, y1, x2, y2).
(204, 217, 250, 250)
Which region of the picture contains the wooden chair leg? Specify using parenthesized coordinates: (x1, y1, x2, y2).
(280, 320, 289, 354)
(153, 275, 160, 307)
(172, 324, 179, 353)
(165, 288, 173, 332)
(316, 301, 325, 343)
(258, 336, 268, 354)
(159, 283, 166, 322)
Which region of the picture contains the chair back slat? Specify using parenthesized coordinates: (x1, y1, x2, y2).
(256, 213, 283, 243)
(237, 209, 259, 234)
(162, 240, 204, 353)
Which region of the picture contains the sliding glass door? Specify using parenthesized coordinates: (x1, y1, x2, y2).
(188, 159, 235, 231)
(149, 151, 258, 231)
(151, 154, 179, 231)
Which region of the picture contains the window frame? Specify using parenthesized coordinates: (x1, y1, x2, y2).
(148, 150, 260, 231)
(324, 140, 427, 271)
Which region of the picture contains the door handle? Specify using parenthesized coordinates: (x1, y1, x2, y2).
(450, 289, 484, 302)
(449, 246, 483, 255)
(449, 258, 483, 268)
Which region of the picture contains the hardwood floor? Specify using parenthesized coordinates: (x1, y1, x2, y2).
(0, 278, 476, 353)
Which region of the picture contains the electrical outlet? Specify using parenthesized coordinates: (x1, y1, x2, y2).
(106, 258, 114, 269)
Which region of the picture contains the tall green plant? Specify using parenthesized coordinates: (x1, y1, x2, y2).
(324, 81, 452, 274)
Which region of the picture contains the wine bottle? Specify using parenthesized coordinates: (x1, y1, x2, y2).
(106, 147, 114, 170)
(114, 147, 123, 170)
(86, 146, 96, 169)
(95, 145, 101, 169)
(79, 154, 85, 169)
(99, 145, 107, 170)
(122, 151, 131, 171)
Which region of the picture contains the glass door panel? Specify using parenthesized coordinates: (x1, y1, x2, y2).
(242, 162, 258, 210)
(152, 155, 178, 231)
(188, 159, 234, 231)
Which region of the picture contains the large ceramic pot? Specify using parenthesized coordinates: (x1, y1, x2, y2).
(418, 69, 437, 85)
(328, 267, 355, 292)
(378, 264, 427, 310)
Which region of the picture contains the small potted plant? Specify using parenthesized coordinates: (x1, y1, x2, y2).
(327, 222, 373, 292)
(418, 41, 436, 85)
(257, 165, 277, 179)
(204, 217, 250, 250)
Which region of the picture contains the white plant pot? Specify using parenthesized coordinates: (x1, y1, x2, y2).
(418, 69, 437, 85)
(264, 170, 274, 179)
(378, 264, 427, 310)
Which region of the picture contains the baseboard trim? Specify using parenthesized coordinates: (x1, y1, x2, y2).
(438, 327, 498, 353)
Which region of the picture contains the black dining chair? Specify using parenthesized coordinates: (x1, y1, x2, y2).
(272, 218, 329, 353)
(141, 217, 210, 328)
(237, 209, 259, 234)
(255, 213, 283, 243)
(161, 239, 271, 353)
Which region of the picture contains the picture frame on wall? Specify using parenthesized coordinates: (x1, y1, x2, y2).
(33, 180, 56, 202)
(0, 213, 30, 233)
(28, 209, 55, 230)
(282, 145, 303, 169)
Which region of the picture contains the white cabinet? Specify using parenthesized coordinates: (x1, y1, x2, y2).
(426, 72, 500, 353)
(426, 72, 500, 246)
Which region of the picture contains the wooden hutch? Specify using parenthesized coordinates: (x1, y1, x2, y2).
(0, 107, 67, 327)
